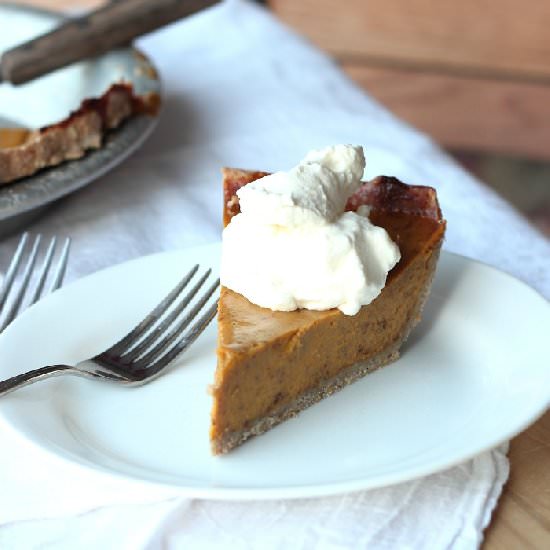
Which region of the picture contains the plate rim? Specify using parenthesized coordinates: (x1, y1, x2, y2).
(0, 245, 548, 500)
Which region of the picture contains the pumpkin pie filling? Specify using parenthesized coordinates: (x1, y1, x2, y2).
(0, 128, 30, 149)
(211, 169, 446, 455)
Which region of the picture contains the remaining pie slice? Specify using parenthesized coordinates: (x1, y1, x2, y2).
(211, 168, 446, 455)
(0, 83, 159, 184)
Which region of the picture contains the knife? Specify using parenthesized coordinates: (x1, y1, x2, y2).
(0, 0, 221, 86)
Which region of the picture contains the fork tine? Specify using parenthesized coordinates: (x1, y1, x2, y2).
(87, 367, 131, 382)
(28, 236, 57, 306)
(0, 235, 41, 332)
(117, 268, 213, 363)
(131, 278, 220, 369)
(49, 237, 71, 293)
(0, 233, 28, 311)
(143, 300, 218, 381)
(105, 264, 199, 357)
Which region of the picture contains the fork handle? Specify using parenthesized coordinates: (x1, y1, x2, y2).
(0, 365, 73, 397)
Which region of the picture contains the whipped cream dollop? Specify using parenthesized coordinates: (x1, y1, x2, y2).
(220, 145, 401, 315)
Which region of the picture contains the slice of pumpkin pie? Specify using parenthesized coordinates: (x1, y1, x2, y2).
(211, 145, 446, 455)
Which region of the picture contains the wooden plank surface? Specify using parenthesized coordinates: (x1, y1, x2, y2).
(270, 0, 550, 159)
(270, 0, 550, 82)
(6, 0, 550, 548)
(484, 410, 550, 549)
(344, 63, 550, 160)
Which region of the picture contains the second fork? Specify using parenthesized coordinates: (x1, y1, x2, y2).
(0, 233, 71, 332)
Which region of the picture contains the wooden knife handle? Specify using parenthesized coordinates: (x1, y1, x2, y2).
(1, 0, 221, 85)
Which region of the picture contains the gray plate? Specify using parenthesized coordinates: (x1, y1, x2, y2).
(0, 3, 161, 236)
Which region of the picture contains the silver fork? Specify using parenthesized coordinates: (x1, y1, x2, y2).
(0, 264, 219, 397)
(0, 233, 71, 333)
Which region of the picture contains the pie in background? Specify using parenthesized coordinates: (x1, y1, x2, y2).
(0, 83, 159, 184)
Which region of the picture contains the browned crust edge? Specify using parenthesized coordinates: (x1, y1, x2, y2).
(0, 83, 160, 185)
(221, 168, 443, 227)
(211, 240, 442, 455)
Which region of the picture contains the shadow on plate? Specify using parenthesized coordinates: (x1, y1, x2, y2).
(402, 253, 469, 352)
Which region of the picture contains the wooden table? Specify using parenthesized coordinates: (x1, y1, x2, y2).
(270, 0, 550, 163)
(483, 411, 550, 548)
(8, 1, 550, 547)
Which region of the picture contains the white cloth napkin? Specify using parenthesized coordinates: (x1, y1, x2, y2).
(0, 0, 548, 548)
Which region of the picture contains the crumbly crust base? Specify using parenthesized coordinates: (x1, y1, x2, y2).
(212, 347, 400, 455)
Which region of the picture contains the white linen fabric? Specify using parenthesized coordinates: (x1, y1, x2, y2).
(0, 0, 548, 548)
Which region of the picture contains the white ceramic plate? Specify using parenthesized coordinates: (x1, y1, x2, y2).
(0, 243, 548, 500)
